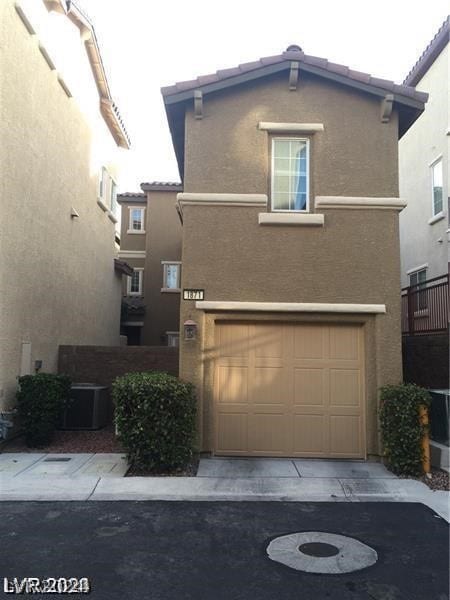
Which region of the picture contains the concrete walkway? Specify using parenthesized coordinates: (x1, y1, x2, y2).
(0, 455, 448, 522)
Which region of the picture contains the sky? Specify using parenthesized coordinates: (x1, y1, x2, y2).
(81, 0, 449, 191)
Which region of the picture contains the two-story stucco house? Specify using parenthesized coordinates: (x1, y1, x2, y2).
(117, 182, 183, 346)
(161, 45, 427, 460)
(0, 0, 129, 411)
(399, 17, 449, 288)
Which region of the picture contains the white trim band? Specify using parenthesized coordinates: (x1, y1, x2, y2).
(258, 122, 324, 133)
(118, 251, 146, 259)
(195, 301, 386, 314)
(315, 196, 407, 211)
(177, 193, 267, 206)
(259, 213, 324, 226)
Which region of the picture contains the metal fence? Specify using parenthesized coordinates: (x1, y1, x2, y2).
(401, 273, 449, 335)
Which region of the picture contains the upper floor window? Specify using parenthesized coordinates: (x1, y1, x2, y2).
(409, 267, 427, 311)
(431, 158, 443, 216)
(127, 269, 143, 296)
(110, 179, 118, 215)
(162, 262, 181, 292)
(98, 167, 108, 201)
(128, 207, 145, 233)
(271, 138, 309, 212)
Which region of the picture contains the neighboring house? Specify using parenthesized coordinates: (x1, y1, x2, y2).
(117, 182, 183, 346)
(398, 17, 449, 387)
(0, 0, 130, 410)
(161, 44, 426, 459)
(400, 17, 449, 288)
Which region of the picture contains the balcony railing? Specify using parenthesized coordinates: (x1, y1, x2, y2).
(401, 273, 449, 335)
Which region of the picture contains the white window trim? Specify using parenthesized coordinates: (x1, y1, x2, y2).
(406, 263, 428, 276)
(127, 268, 144, 296)
(166, 331, 180, 347)
(127, 206, 146, 234)
(161, 261, 181, 292)
(271, 137, 310, 213)
(430, 156, 444, 217)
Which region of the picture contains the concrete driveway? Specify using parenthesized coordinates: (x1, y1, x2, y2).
(1, 501, 448, 600)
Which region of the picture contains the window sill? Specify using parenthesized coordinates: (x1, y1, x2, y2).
(428, 212, 446, 225)
(413, 309, 429, 318)
(97, 198, 109, 212)
(127, 229, 146, 234)
(107, 211, 118, 224)
(161, 288, 181, 293)
(259, 213, 324, 226)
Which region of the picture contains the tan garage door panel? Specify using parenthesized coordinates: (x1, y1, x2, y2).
(214, 322, 365, 458)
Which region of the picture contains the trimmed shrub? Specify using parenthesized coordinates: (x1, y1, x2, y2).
(16, 373, 72, 447)
(113, 371, 196, 472)
(379, 383, 431, 476)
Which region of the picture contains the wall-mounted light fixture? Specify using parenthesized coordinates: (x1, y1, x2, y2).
(70, 207, 79, 219)
(184, 319, 197, 341)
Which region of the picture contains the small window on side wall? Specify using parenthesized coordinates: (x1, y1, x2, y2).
(162, 262, 181, 291)
(128, 207, 145, 233)
(271, 138, 309, 212)
(127, 269, 143, 296)
(409, 268, 427, 311)
(431, 159, 443, 216)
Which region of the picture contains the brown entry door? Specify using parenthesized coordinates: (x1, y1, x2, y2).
(214, 322, 365, 458)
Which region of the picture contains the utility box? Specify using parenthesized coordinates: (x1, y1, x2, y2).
(58, 383, 109, 430)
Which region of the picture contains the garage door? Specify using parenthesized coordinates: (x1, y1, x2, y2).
(214, 322, 365, 458)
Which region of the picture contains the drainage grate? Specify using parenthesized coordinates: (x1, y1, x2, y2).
(43, 458, 72, 462)
(267, 531, 377, 574)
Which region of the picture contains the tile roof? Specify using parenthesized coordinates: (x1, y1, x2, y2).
(117, 192, 146, 198)
(403, 16, 449, 86)
(140, 182, 183, 192)
(161, 46, 428, 104)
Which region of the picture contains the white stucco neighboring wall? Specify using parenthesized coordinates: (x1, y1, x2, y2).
(399, 45, 449, 287)
(0, 1, 126, 409)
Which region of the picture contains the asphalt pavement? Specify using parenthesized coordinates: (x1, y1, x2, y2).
(1, 501, 448, 600)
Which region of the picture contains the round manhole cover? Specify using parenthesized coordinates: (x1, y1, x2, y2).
(298, 542, 340, 557)
(267, 531, 377, 574)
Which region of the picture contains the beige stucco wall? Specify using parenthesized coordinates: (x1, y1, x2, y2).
(399, 45, 449, 286)
(184, 72, 399, 197)
(178, 70, 403, 456)
(143, 191, 182, 345)
(0, 1, 123, 409)
(179, 205, 402, 456)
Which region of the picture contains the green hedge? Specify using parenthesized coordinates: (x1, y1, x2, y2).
(113, 371, 197, 472)
(16, 373, 72, 447)
(379, 383, 431, 476)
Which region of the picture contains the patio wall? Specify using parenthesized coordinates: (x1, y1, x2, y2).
(58, 345, 179, 389)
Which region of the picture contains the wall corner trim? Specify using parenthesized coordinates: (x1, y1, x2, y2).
(15, 3, 36, 35)
(195, 301, 387, 314)
(258, 122, 324, 133)
(258, 213, 324, 226)
(315, 196, 407, 211)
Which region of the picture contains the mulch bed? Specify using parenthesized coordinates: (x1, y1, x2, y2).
(1, 424, 124, 454)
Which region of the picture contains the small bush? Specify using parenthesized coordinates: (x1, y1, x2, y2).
(113, 371, 197, 473)
(379, 383, 431, 476)
(16, 373, 72, 447)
